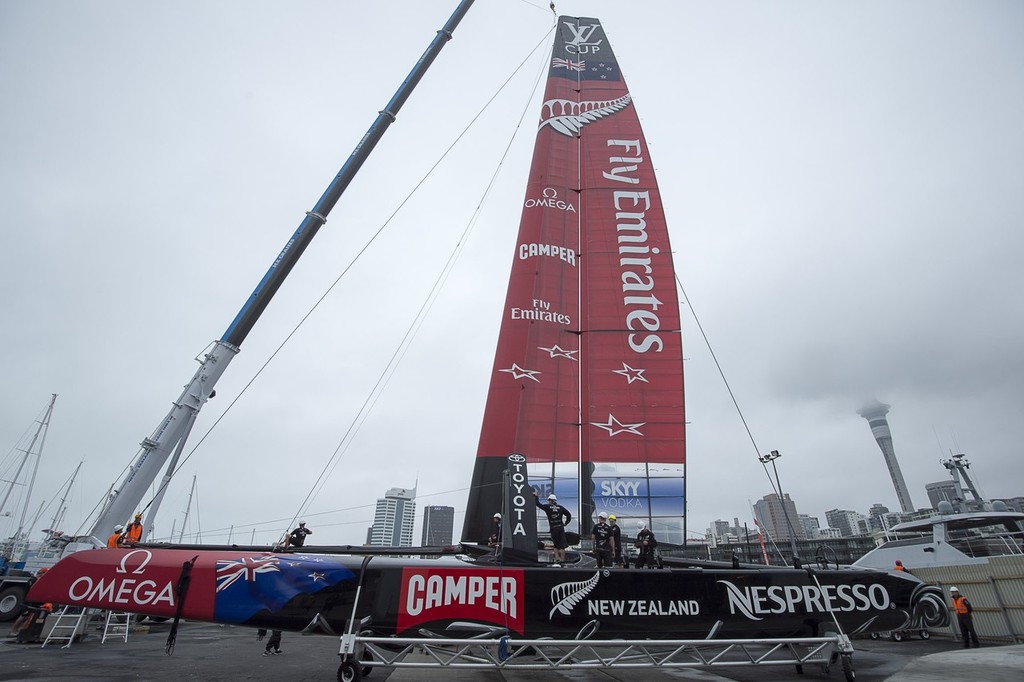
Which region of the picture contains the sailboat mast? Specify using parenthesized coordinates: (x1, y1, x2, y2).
(3, 394, 57, 539)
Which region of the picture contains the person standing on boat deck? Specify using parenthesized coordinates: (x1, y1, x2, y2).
(106, 525, 124, 548)
(533, 490, 571, 564)
(950, 587, 981, 648)
(488, 513, 502, 547)
(894, 560, 911, 573)
(592, 513, 615, 568)
(608, 515, 625, 567)
(123, 513, 144, 544)
(635, 522, 658, 569)
(288, 521, 312, 548)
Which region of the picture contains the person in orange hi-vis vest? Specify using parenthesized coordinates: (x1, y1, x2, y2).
(106, 525, 124, 548)
(123, 513, 144, 544)
(950, 587, 980, 648)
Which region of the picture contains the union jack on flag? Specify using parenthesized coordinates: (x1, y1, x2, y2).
(213, 553, 355, 624)
(552, 57, 585, 72)
(216, 555, 281, 592)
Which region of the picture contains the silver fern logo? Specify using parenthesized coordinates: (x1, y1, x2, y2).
(549, 571, 601, 618)
(539, 94, 632, 137)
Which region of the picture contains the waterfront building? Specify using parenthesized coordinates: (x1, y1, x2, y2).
(753, 493, 805, 542)
(420, 505, 454, 546)
(825, 508, 866, 537)
(798, 513, 821, 539)
(926, 480, 960, 510)
(369, 486, 416, 547)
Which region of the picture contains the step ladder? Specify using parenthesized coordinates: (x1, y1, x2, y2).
(102, 610, 133, 643)
(41, 605, 90, 649)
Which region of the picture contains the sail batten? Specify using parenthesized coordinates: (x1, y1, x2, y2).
(464, 16, 685, 547)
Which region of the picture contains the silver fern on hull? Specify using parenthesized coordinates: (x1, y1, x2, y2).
(549, 571, 602, 618)
(540, 94, 633, 136)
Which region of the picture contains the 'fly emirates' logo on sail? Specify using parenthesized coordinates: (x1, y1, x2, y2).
(398, 568, 525, 633)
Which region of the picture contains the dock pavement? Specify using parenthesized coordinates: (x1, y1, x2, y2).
(3, 618, 1022, 681)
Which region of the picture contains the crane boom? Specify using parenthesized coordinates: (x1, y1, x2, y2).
(86, 0, 477, 543)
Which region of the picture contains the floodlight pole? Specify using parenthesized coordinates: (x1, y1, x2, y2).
(760, 449, 800, 565)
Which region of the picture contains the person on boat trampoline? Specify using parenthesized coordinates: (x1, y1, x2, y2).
(287, 521, 312, 548)
(592, 513, 615, 568)
(608, 515, 626, 568)
(533, 490, 572, 565)
(635, 522, 658, 569)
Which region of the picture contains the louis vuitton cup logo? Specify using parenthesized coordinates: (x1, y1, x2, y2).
(563, 22, 603, 55)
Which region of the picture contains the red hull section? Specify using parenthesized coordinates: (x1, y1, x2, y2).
(28, 549, 949, 639)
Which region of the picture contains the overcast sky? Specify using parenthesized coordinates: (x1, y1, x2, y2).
(2, 1, 1022, 548)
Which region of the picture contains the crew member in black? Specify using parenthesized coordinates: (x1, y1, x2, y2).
(488, 513, 502, 546)
(608, 514, 626, 567)
(635, 522, 658, 569)
(533, 490, 572, 564)
(288, 521, 312, 548)
(258, 628, 283, 655)
(592, 513, 615, 568)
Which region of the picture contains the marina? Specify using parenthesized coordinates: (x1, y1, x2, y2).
(4, 2, 1023, 680)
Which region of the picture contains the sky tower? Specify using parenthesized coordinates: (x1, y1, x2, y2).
(858, 401, 914, 513)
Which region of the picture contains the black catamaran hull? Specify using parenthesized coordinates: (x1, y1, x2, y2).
(29, 549, 947, 639)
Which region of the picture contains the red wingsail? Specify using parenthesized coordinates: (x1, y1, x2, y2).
(464, 17, 685, 544)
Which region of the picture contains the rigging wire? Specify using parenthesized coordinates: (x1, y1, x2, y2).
(675, 274, 778, 489)
(292, 27, 557, 527)
(675, 273, 797, 562)
(141, 24, 557, 539)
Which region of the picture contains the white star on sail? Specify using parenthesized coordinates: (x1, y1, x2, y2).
(590, 414, 646, 437)
(537, 344, 578, 361)
(613, 363, 648, 384)
(500, 363, 542, 382)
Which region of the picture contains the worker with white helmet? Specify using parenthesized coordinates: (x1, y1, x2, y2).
(533, 489, 572, 565)
(488, 512, 502, 547)
(949, 587, 980, 648)
(635, 521, 658, 569)
(106, 524, 125, 548)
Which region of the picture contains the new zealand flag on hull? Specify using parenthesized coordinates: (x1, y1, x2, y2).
(213, 554, 355, 623)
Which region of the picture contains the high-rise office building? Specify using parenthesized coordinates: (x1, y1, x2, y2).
(825, 508, 865, 537)
(421, 505, 454, 546)
(753, 493, 805, 542)
(798, 513, 821, 539)
(369, 486, 416, 547)
(926, 480, 960, 510)
(858, 401, 914, 513)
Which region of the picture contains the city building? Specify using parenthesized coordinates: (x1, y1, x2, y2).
(858, 401, 914, 513)
(420, 505, 454, 546)
(825, 508, 866, 537)
(368, 486, 416, 547)
(798, 513, 821, 539)
(925, 480, 960, 510)
(753, 493, 805, 542)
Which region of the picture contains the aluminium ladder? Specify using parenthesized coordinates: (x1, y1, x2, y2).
(41, 605, 90, 649)
(102, 610, 133, 643)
